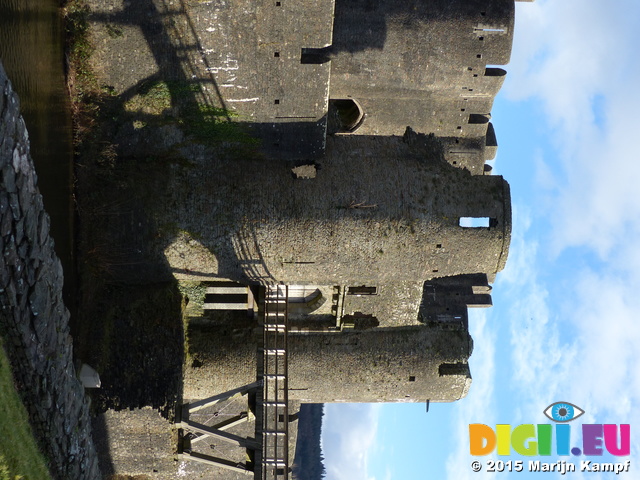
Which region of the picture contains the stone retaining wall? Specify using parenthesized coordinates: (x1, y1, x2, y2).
(0, 61, 100, 480)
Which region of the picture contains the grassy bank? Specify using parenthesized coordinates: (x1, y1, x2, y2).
(0, 339, 51, 480)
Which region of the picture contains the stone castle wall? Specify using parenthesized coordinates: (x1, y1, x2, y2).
(0, 63, 100, 480)
(164, 134, 510, 287)
(287, 325, 472, 403)
(183, 320, 472, 403)
(330, 0, 515, 138)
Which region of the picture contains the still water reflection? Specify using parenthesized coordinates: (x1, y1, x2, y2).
(0, 0, 75, 304)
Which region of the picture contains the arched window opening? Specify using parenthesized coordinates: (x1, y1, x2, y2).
(328, 98, 365, 133)
(281, 285, 326, 317)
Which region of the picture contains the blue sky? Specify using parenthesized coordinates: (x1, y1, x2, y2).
(321, 1, 640, 478)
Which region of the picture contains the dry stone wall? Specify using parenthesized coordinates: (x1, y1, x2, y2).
(0, 62, 100, 480)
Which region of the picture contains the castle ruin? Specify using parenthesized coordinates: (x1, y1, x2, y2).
(163, 0, 529, 476)
(0, 0, 530, 477)
(177, 0, 524, 403)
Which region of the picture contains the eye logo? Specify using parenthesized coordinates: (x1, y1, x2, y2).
(543, 402, 585, 423)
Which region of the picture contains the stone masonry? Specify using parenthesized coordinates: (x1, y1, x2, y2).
(0, 62, 100, 480)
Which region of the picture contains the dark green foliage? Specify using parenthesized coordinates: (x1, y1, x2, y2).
(292, 404, 326, 480)
(65, 1, 95, 89)
(0, 341, 52, 480)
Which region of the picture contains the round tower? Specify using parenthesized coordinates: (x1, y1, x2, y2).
(169, 135, 510, 286)
(182, 322, 473, 404)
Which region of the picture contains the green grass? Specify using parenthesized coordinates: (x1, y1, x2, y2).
(64, 0, 95, 91)
(178, 281, 207, 311)
(105, 23, 124, 39)
(126, 79, 257, 146)
(0, 339, 52, 480)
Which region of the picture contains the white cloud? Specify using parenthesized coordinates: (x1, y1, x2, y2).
(544, 268, 640, 476)
(506, 0, 640, 258)
(502, 0, 640, 430)
(492, 206, 573, 427)
(440, 2, 640, 477)
(564, 271, 640, 423)
(445, 309, 498, 480)
(491, 203, 639, 477)
(503, 203, 638, 407)
(508, 0, 634, 126)
(322, 404, 382, 480)
(533, 148, 557, 193)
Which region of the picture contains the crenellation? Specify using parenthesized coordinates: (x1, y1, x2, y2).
(328, 0, 514, 137)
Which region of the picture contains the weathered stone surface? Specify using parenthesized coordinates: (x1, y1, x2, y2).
(37, 209, 50, 247)
(291, 164, 317, 179)
(2, 164, 16, 192)
(23, 203, 38, 244)
(0, 61, 100, 480)
(8, 192, 20, 220)
(3, 235, 17, 266)
(14, 217, 24, 245)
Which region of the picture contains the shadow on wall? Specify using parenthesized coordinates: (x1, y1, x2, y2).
(91, 415, 115, 476)
(330, 0, 514, 53)
(71, 0, 262, 419)
(86, 0, 230, 115)
(72, 0, 510, 413)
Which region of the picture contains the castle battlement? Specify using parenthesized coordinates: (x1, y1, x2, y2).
(328, 0, 516, 141)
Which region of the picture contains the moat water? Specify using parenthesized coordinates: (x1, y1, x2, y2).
(0, 0, 75, 304)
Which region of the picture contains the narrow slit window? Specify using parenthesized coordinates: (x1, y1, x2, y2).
(347, 286, 378, 296)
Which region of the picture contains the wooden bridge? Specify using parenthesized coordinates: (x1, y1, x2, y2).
(177, 285, 291, 480)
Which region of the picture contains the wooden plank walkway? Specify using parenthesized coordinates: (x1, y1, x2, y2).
(259, 285, 290, 480)
(178, 284, 291, 479)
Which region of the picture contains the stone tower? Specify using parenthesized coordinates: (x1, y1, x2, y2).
(179, 0, 523, 405)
